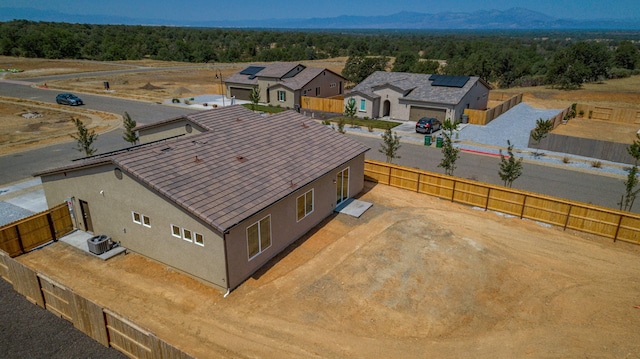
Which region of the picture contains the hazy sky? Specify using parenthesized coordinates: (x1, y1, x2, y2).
(5, 0, 640, 21)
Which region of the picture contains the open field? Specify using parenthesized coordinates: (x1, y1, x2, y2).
(16, 183, 640, 358)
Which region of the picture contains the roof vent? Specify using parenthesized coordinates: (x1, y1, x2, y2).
(194, 156, 202, 163)
(301, 122, 309, 128)
(236, 156, 247, 163)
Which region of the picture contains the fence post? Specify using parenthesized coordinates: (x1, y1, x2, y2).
(520, 195, 527, 219)
(46, 212, 57, 242)
(484, 188, 491, 211)
(15, 226, 25, 255)
(416, 173, 421, 193)
(451, 180, 456, 202)
(563, 204, 573, 231)
(613, 215, 624, 242)
(388, 165, 392, 185)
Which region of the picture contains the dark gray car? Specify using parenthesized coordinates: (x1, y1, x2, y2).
(55, 93, 83, 106)
(415, 117, 441, 134)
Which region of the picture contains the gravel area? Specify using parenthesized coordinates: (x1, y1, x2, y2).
(0, 202, 33, 226)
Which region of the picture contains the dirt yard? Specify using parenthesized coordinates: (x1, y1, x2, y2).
(17, 183, 640, 358)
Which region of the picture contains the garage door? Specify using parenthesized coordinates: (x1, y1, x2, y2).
(229, 87, 251, 101)
(409, 107, 447, 122)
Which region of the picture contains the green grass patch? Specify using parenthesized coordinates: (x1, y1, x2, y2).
(326, 117, 400, 130)
(241, 104, 287, 113)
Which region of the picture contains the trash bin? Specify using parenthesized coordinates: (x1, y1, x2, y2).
(436, 136, 443, 148)
(462, 114, 469, 124)
(103, 81, 110, 90)
(424, 135, 431, 146)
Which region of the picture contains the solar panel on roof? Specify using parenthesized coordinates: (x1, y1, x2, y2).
(239, 66, 265, 76)
(430, 75, 470, 88)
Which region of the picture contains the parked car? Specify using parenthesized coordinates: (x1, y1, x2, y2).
(56, 93, 83, 106)
(415, 117, 441, 134)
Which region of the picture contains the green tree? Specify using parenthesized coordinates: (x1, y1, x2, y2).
(498, 140, 524, 187)
(249, 86, 260, 111)
(438, 119, 460, 176)
(614, 40, 640, 70)
(122, 111, 138, 145)
(530, 118, 553, 157)
(379, 128, 401, 163)
(71, 117, 98, 156)
(344, 98, 357, 117)
(342, 55, 388, 84)
(392, 52, 418, 72)
(619, 134, 640, 211)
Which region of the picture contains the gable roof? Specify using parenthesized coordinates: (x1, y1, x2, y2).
(224, 62, 343, 91)
(350, 71, 490, 105)
(37, 106, 369, 233)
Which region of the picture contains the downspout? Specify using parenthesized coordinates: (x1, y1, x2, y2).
(223, 230, 231, 298)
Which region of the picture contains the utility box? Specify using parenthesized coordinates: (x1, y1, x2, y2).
(87, 234, 111, 255)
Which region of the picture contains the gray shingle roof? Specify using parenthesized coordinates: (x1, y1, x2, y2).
(40, 106, 369, 233)
(350, 71, 487, 105)
(224, 63, 342, 92)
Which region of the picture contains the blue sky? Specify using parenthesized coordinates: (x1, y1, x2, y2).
(5, 0, 639, 21)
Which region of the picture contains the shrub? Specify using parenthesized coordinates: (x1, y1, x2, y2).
(562, 156, 571, 164)
(368, 124, 374, 132)
(172, 98, 180, 103)
(591, 160, 602, 168)
(579, 110, 584, 117)
(184, 100, 190, 105)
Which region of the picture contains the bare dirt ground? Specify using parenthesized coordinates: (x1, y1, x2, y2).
(17, 183, 640, 358)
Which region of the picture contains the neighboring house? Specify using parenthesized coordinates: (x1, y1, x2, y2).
(35, 105, 369, 293)
(344, 71, 491, 122)
(224, 62, 345, 110)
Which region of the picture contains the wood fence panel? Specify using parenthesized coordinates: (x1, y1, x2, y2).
(18, 215, 53, 252)
(390, 167, 419, 191)
(301, 96, 344, 113)
(151, 336, 196, 359)
(6, 256, 44, 307)
(0, 226, 22, 257)
(71, 292, 110, 347)
(452, 181, 488, 207)
(616, 216, 640, 244)
(105, 310, 153, 359)
(39, 274, 73, 321)
(50, 203, 74, 239)
(565, 206, 620, 239)
(486, 188, 525, 217)
(418, 174, 454, 199)
(0, 250, 11, 284)
(522, 197, 571, 227)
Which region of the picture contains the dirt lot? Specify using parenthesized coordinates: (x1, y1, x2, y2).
(17, 183, 640, 358)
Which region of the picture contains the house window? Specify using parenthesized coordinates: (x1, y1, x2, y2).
(360, 99, 366, 111)
(329, 82, 336, 88)
(194, 233, 204, 246)
(132, 212, 141, 224)
(183, 228, 193, 242)
(247, 215, 271, 260)
(142, 215, 151, 228)
(132, 212, 150, 227)
(277, 91, 286, 102)
(315, 87, 320, 96)
(296, 189, 314, 221)
(171, 225, 181, 238)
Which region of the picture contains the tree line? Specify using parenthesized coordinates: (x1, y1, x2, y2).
(1, 20, 639, 89)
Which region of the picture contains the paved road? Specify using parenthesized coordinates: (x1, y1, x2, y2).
(0, 80, 195, 184)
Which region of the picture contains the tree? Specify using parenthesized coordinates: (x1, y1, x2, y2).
(392, 52, 418, 72)
(249, 86, 260, 111)
(614, 40, 640, 70)
(122, 111, 138, 145)
(438, 119, 460, 176)
(71, 118, 98, 156)
(379, 128, 401, 163)
(344, 98, 356, 117)
(619, 134, 640, 211)
(341, 55, 388, 84)
(530, 118, 553, 157)
(498, 140, 524, 187)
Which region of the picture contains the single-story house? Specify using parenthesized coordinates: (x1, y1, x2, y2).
(344, 71, 491, 122)
(35, 105, 369, 293)
(224, 62, 345, 110)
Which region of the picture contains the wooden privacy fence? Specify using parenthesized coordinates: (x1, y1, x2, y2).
(301, 96, 344, 113)
(0, 203, 73, 257)
(364, 159, 640, 245)
(575, 103, 640, 124)
(464, 93, 523, 125)
(0, 251, 194, 359)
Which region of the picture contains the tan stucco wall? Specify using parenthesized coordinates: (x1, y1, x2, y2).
(224, 153, 365, 290)
(300, 71, 344, 99)
(267, 84, 295, 109)
(138, 120, 205, 144)
(40, 166, 228, 291)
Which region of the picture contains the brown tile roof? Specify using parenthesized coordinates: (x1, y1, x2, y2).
(40, 105, 369, 233)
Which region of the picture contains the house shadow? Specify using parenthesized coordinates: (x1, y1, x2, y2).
(250, 180, 379, 281)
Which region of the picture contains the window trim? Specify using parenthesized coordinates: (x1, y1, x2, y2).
(171, 224, 181, 238)
(296, 189, 314, 222)
(194, 232, 204, 247)
(247, 215, 272, 261)
(132, 211, 141, 224)
(142, 215, 151, 228)
(182, 228, 193, 242)
(359, 99, 366, 112)
(277, 90, 286, 102)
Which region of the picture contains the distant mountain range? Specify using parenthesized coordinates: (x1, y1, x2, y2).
(1, 7, 639, 30)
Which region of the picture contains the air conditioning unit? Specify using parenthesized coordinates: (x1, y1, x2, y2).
(87, 234, 111, 255)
